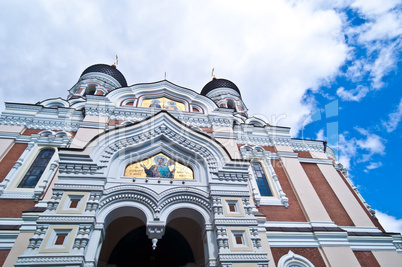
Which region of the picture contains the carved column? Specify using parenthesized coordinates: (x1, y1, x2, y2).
(203, 223, 218, 267)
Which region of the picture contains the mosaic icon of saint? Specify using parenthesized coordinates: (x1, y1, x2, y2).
(149, 100, 162, 108)
(140, 155, 175, 178)
(165, 101, 179, 111)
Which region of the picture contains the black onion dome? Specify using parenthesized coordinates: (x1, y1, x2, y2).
(201, 78, 240, 96)
(80, 64, 127, 87)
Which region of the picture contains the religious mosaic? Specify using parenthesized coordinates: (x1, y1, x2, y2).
(141, 97, 185, 111)
(124, 153, 193, 179)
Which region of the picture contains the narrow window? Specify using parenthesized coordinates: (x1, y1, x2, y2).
(69, 199, 79, 209)
(228, 203, 237, 212)
(55, 233, 67, 245)
(234, 234, 243, 245)
(18, 149, 55, 188)
(251, 162, 273, 197)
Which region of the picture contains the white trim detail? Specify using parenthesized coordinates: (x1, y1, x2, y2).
(278, 250, 314, 267)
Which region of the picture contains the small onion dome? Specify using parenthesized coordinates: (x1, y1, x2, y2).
(80, 64, 127, 87)
(201, 78, 241, 96)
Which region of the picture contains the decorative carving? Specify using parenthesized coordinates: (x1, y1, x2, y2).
(216, 227, 229, 250)
(237, 134, 325, 154)
(0, 115, 80, 132)
(210, 191, 250, 197)
(291, 141, 324, 152)
(27, 225, 47, 250)
(219, 253, 268, 260)
(58, 163, 105, 175)
(73, 225, 91, 250)
(16, 256, 84, 265)
(86, 192, 101, 212)
(212, 196, 223, 215)
(146, 222, 165, 240)
(242, 197, 253, 215)
(97, 124, 219, 173)
(158, 195, 211, 211)
(53, 184, 104, 191)
(37, 216, 95, 223)
(217, 172, 248, 182)
(99, 192, 157, 211)
(249, 227, 262, 249)
(159, 187, 209, 199)
(215, 219, 257, 225)
(237, 135, 273, 146)
(210, 118, 233, 127)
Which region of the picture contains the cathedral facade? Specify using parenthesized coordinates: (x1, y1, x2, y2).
(0, 63, 400, 266)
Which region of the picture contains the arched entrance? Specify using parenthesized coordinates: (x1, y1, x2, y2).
(108, 225, 195, 267)
(98, 216, 205, 267)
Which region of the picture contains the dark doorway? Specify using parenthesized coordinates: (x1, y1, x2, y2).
(108, 226, 195, 267)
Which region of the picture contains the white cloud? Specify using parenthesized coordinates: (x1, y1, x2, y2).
(338, 133, 357, 169)
(355, 127, 385, 154)
(364, 161, 382, 173)
(358, 12, 402, 42)
(351, 0, 401, 17)
(345, 59, 367, 82)
(355, 127, 386, 163)
(338, 128, 385, 170)
(369, 41, 401, 89)
(316, 128, 325, 141)
(341, 0, 402, 100)
(336, 86, 369, 101)
(383, 98, 402, 132)
(375, 210, 402, 234)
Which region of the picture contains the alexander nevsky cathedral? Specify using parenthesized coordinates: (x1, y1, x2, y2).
(0, 62, 400, 266)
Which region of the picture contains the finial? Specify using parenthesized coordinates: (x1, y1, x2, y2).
(112, 55, 118, 68)
(152, 238, 158, 250)
(165, 72, 166, 80)
(212, 68, 216, 79)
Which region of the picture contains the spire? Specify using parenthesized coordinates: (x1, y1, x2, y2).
(111, 55, 118, 68)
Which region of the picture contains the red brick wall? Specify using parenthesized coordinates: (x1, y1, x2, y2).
(271, 247, 326, 267)
(354, 251, 380, 267)
(108, 120, 124, 126)
(295, 151, 312, 158)
(258, 159, 307, 222)
(0, 199, 36, 218)
(21, 129, 45, 135)
(336, 171, 385, 231)
(302, 163, 354, 226)
(262, 146, 275, 152)
(0, 250, 10, 266)
(0, 143, 27, 183)
(200, 127, 213, 134)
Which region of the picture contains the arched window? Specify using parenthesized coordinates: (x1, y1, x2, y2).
(278, 250, 314, 267)
(227, 99, 236, 110)
(251, 162, 273, 197)
(17, 149, 55, 188)
(85, 84, 97, 95)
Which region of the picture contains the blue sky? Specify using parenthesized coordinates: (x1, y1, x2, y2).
(0, 0, 401, 232)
